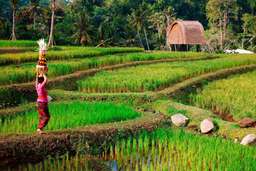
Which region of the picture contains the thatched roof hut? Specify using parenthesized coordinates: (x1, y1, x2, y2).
(166, 20, 206, 50)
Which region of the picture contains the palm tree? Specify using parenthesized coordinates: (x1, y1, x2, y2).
(20, 0, 41, 30)
(97, 14, 112, 46)
(10, 0, 19, 40)
(163, 7, 175, 48)
(73, 12, 91, 45)
(128, 4, 150, 50)
(128, 11, 143, 48)
(70, 0, 94, 45)
(48, 0, 56, 47)
(148, 9, 175, 49)
(148, 12, 165, 41)
(29, 0, 40, 30)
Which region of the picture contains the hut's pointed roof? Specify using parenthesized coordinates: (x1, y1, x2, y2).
(166, 20, 206, 45)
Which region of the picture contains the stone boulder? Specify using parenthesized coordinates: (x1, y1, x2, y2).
(238, 117, 256, 128)
(200, 118, 214, 134)
(171, 114, 189, 127)
(240, 134, 256, 146)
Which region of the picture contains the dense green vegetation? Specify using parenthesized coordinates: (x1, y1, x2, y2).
(0, 46, 143, 65)
(0, 51, 210, 86)
(0, 0, 255, 167)
(77, 54, 256, 93)
(0, 40, 37, 47)
(11, 128, 256, 170)
(108, 128, 256, 170)
(0, 45, 255, 169)
(0, 0, 255, 51)
(191, 70, 256, 120)
(0, 101, 140, 134)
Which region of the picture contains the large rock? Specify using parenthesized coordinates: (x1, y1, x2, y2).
(171, 114, 189, 127)
(240, 134, 256, 146)
(200, 118, 214, 134)
(238, 117, 256, 128)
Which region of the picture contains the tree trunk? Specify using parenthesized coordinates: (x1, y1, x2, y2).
(165, 13, 171, 26)
(137, 30, 144, 49)
(166, 27, 171, 50)
(33, 12, 36, 30)
(165, 14, 172, 50)
(11, 6, 16, 41)
(223, 11, 228, 46)
(219, 19, 223, 50)
(143, 27, 150, 50)
(48, 0, 56, 47)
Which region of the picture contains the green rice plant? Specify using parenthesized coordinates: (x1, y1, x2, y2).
(0, 40, 37, 47)
(167, 106, 187, 115)
(105, 128, 256, 171)
(191, 70, 256, 120)
(77, 55, 256, 93)
(0, 46, 143, 65)
(20, 128, 248, 171)
(0, 51, 212, 86)
(0, 101, 140, 134)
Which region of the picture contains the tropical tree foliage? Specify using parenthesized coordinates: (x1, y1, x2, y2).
(0, 0, 255, 51)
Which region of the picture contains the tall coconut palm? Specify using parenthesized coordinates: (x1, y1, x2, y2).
(128, 4, 150, 50)
(74, 12, 91, 45)
(163, 7, 175, 48)
(10, 0, 19, 40)
(148, 12, 165, 42)
(97, 14, 112, 45)
(128, 11, 143, 48)
(48, 0, 56, 47)
(29, 0, 40, 30)
(70, 0, 94, 45)
(20, 0, 40, 30)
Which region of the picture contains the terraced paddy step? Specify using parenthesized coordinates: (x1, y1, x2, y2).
(190, 70, 256, 121)
(0, 56, 217, 108)
(1, 55, 217, 89)
(154, 64, 256, 98)
(2, 53, 256, 168)
(152, 100, 256, 140)
(0, 110, 165, 166)
(4, 127, 256, 171)
(76, 56, 256, 93)
(0, 101, 141, 135)
(0, 46, 143, 66)
(0, 52, 212, 86)
(47, 64, 256, 102)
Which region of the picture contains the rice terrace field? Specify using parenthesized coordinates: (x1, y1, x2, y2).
(1, 0, 256, 170)
(0, 39, 255, 171)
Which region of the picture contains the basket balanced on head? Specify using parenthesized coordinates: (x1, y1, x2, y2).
(36, 39, 48, 75)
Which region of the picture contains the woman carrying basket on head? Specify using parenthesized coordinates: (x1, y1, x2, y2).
(35, 39, 51, 134)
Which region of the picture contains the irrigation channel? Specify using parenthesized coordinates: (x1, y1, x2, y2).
(1, 55, 256, 170)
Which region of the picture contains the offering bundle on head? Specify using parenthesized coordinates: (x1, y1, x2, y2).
(36, 39, 48, 74)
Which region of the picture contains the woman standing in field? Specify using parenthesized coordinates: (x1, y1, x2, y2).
(36, 73, 50, 134)
(36, 39, 50, 134)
